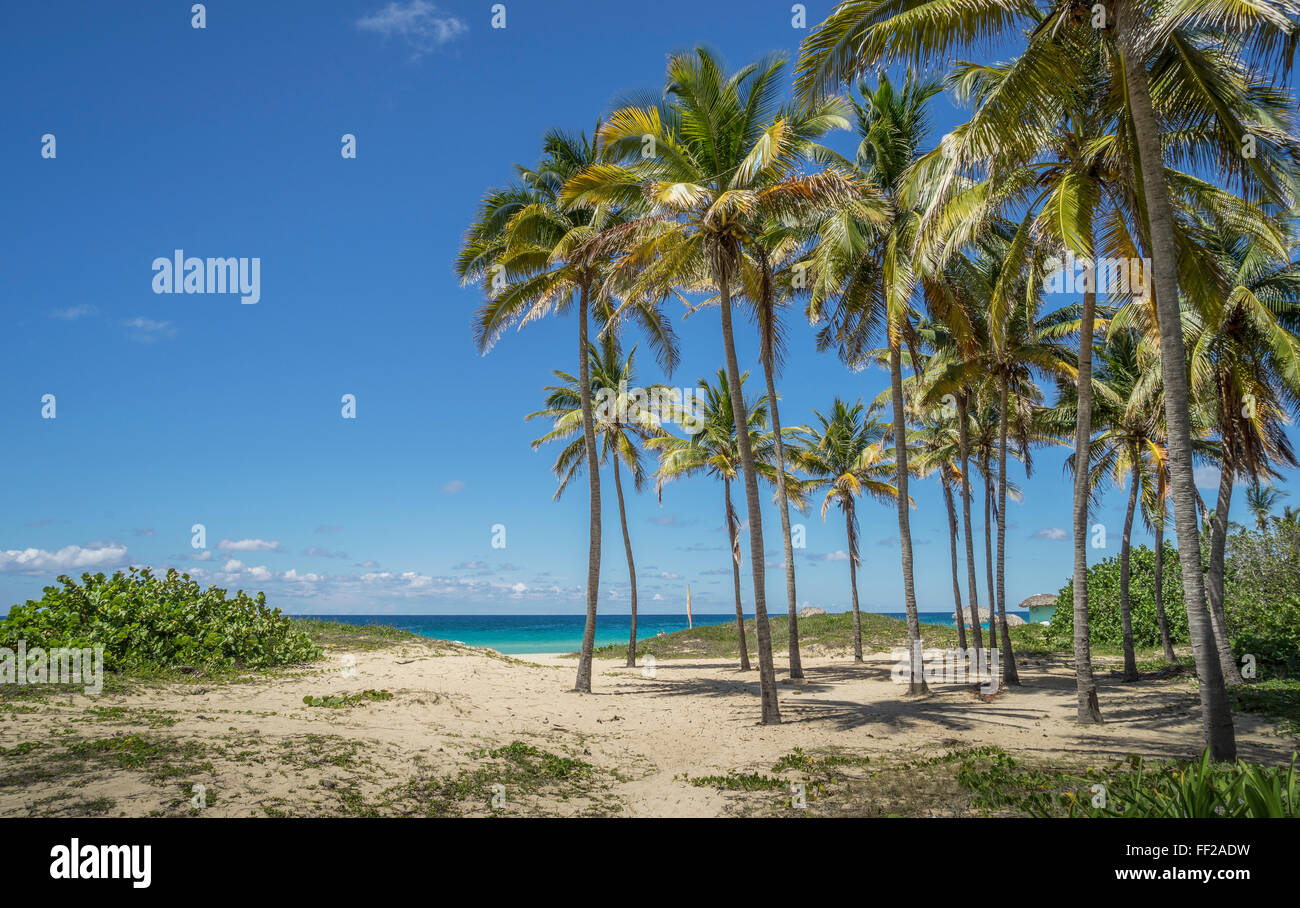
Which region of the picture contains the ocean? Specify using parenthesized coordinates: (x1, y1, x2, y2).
(299, 612, 1029, 655)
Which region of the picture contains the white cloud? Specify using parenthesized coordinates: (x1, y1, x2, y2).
(356, 2, 467, 57)
(1195, 466, 1222, 490)
(123, 317, 176, 342)
(222, 559, 245, 572)
(217, 538, 281, 552)
(0, 543, 127, 573)
(1033, 527, 1069, 540)
(51, 304, 96, 320)
(442, 479, 465, 495)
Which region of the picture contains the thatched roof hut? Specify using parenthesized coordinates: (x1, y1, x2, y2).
(1018, 593, 1058, 611)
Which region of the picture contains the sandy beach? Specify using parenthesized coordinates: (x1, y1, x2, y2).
(2, 636, 1292, 818)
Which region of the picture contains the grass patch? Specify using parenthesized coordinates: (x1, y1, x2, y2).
(1233, 678, 1300, 739)
(302, 689, 393, 709)
(584, 612, 1052, 661)
(292, 618, 422, 651)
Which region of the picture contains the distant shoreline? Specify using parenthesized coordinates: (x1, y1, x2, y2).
(295, 611, 1031, 655)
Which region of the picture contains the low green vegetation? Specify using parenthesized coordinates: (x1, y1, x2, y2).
(302, 689, 393, 709)
(958, 749, 1300, 818)
(292, 618, 420, 651)
(587, 611, 1045, 661)
(332, 741, 611, 817)
(0, 568, 320, 673)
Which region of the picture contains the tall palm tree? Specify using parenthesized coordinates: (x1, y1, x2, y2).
(793, 399, 901, 661)
(805, 73, 946, 695)
(647, 370, 804, 671)
(567, 50, 863, 722)
(527, 342, 670, 668)
(457, 128, 678, 695)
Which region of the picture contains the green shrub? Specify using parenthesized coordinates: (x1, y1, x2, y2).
(0, 567, 320, 672)
(1223, 523, 1300, 679)
(1047, 542, 1187, 650)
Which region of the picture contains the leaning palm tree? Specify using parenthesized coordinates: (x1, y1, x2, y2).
(794, 0, 1300, 768)
(567, 49, 866, 723)
(457, 128, 678, 695)
(793, 399, 901, 661)
(527, 342, 670, 668)
(647, 370, 804, 672)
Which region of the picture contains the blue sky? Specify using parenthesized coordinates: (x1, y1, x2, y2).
(2, 1, 1294, 616)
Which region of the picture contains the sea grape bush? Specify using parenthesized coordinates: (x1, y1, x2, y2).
(1223, 522, 1300, 678)
(0, 567, 320, 672)
(1048, 522, 1300, 678)
(1047, 543, 1188, 649)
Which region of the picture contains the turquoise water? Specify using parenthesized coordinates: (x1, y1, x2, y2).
(300, 612, 1029, 654)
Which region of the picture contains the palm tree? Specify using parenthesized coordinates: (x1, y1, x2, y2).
(805, 73, 945, 695)
(794, 0, 1300, 769)
(1142, 446, 1180, 664)
(457, 128, 678, 695)
(648, 370, 804, 671)
(567, 50, 863, 722)
(793, 398, 901, 661)
(910, 409, 970, 651)
(527, 342, 669, 668)
(1072, 331, 1169, 681)
(1247, 484, 1289, 532)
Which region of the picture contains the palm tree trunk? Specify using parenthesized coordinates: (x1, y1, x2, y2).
(725, 477, 751, 672)
(1119, 458, 1140, 681)
(574, 281, 602, 694)
(1116, 0, 1235, 760)
(719, 270, 779, 722)
(1071, 244, 1103, 720)
(983, 461, 995, 647)
(942, 475, 967, 651)
(613, 454, 639, 669)
(1154, 522, 1177, 663)
(846, 504, 863, 662)
(889, 339, 926, 695)
(761, 338, 803, 679)
(1208, 453, 1244, 684)
(958, 394, 983, 652)
(996, 381, 1020, 686)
